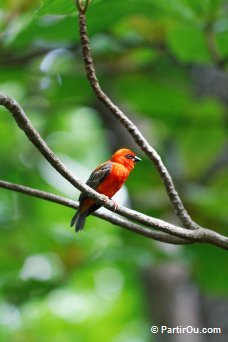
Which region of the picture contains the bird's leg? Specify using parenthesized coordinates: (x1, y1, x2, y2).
(111, 199, 119, 211)
(102, 195, 110, 206)
(102, 196, 119, 211)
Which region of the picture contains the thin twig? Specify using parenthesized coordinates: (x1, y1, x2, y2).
(204, 22, 225, 68)
(75, 0, 90, 13)
(0, 93, 228, 250)
(76, 6, 200, 231)
(0, 180, 191, 245)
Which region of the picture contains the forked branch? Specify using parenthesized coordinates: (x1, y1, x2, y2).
(75, 0, 90, 13)
(0, 2, 227, 250)
(0, 180, 191, 245)
(75, 2, 199, 230)
(0, 93, 228, 249)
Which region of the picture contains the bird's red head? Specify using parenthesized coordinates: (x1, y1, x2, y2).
(110, 148, 142, 170)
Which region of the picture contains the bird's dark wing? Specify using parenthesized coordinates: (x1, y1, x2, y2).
(79, 162, 112, 202)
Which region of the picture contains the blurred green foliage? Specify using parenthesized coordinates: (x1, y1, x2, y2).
(0, 0, 228, 341)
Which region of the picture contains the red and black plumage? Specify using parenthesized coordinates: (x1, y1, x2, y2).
(70, 148, 141, 232)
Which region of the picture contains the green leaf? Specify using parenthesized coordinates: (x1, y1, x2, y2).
(11, 0, 160, 50)
(37, 0, 156, 17)
(167, 24, 211, 63)
(37, 0, 76, 16)
(193, 244, 228, 294)
(37, 0, 101, 16)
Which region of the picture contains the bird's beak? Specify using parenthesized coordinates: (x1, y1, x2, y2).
(133, 155, 142, 162)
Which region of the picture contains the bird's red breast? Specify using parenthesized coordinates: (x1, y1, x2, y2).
(97, 162, 129, 198)
(71, 148, 141, 231)
(80, 162, 129, 212)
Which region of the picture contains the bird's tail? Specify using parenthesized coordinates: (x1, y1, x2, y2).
(70, 211, 88, 232)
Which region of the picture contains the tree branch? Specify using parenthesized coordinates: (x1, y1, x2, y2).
(1, 179, 227, 249)
(0, 180, 191, 245)
(0, 92, 199, 238)
(0, 1, 226, 249)
(0, 91, 228, 249)
(75, 4, 200, 230)
(0, 92, 196, 239)
(75, 0, 90, 13)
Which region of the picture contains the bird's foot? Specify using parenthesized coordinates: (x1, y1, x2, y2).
(102, 195, 110, 206)
(111, 199, 119, 211)
(102, 196, 118, 211)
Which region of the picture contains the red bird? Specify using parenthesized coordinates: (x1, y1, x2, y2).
(71, 148, 141, 232)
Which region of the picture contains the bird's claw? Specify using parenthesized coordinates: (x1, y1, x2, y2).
(102, 195, 110, 206)
(102, 196, 118, 211)
(112, 200, 119, 211)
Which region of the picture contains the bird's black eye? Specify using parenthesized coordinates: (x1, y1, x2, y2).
(125, 154, 134, 159)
